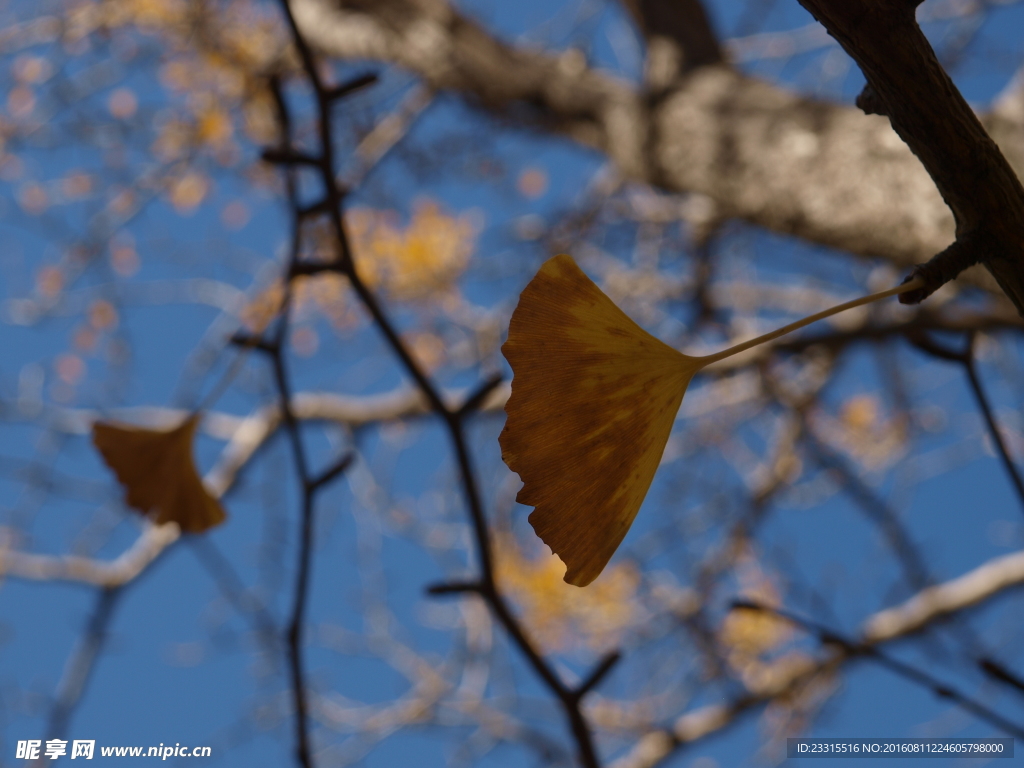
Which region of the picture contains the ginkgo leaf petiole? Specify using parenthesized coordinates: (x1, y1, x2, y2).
(697, 276, 926, 366)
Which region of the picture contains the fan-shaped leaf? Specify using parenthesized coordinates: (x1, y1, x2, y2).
(92, 413, 226, 533)
(500, 255, 700, 586)
(501, 257, 923, 587)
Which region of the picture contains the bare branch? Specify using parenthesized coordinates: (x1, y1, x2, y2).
(43, 589, 121, 742)
(611, 546, 1024, 768)
(864, 548, 1024, 642)
(908, 331, 1024, 516)
(288, 0, 1024, 298)
(797, 0, 1024, 312)
(0, 522, 179, 587)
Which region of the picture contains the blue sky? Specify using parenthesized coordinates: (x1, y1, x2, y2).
(2, 1, 1024, 767)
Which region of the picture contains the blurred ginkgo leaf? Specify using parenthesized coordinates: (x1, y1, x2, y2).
(92, 413, 226, 533)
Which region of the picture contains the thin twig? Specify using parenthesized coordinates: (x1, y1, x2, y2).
(909, 330, 1024, 517)
(270, 3, 610, 765)
(731, 601, 1024, 739)
(40, 588, 121, 763)
(979, 657, 1024, 695)
(803, 433, 931, 592)
(236, 68, 361, 768)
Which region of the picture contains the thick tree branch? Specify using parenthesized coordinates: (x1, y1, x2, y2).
(797, 0, 1024, 312)
(291, 0, 646, 176)
(619, 0, 723, 84)
(287, 0, 1024, 309)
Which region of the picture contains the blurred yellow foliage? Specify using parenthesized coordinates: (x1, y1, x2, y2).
(36, 266, 63, 297)
(7, 85, 35, 119)
(816, 393, 907, 471)
(108, 87, 138, 119)
(73, 326, 98, 353)
(88, 299, 119, 331)
(61, 172, 94, 200)
(109, 187, 137, 216)
(110, 236, 140, 277)
(19, 182, 48, 214)
(517, 167, 548, 198)
(195, 104, 233, 148)
(74, 0, 287, 178)
(239, 281, 286, 333)
(348, 200, 477, 301)
(407, 331, 446, 371)
(55, 353, 86, 385)
(168, 171, 209, 213)
(221, 200, 250, 230)
(239, 200, 476, 333)
(100, 0, 190, 31)
(494, 531, 640, 653)
(13, 55, 53, 84)
(719, 546, 792, 670)
(841, 394, 878, 432)
(239, 273, 350, 334)
(290, 326, 319, 357)
(152, 118, 191, 162)
(242, 91, 278, 145)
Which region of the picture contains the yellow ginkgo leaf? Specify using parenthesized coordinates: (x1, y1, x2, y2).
(499, 255, 702, 587)
(92, 413, 226, 533)
(501, 255, 924, 587)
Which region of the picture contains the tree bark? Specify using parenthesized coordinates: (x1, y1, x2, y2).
(292, 0, 1024, 308)
(798, 0, 1024, 312)
(620, 0, 723, 82)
